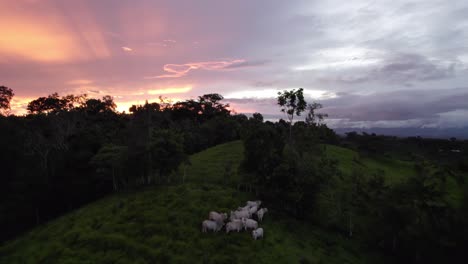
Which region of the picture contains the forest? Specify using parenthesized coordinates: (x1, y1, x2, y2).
(1, 86, 467, 263)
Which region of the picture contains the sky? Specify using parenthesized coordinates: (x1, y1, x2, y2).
(1, 0, 468, 130)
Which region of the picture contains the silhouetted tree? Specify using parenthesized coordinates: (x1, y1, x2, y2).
(277, 88, 307, 140)
(252, 112, 264, 123)
(0, 86, 14, 115)
(82, 96, 116, 114)
(305, 102, 328, 126)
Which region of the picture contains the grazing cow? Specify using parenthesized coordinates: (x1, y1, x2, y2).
(230, 210, 250, 221)
(202, 220, 223, 233)
(238, 205, 250, 211)
(252, 228, 264, 240)
(249, 205, 258, 215)
(246, 200, 261, 208)
(209, 211, 228, 224)
(256, 208, 268, 222)
(226, 220, 243, 233)
(241, 218, 258, 230)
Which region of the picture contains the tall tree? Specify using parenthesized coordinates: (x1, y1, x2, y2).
(27, 93, 66, 114)
(149, 129, 185, 184)
(91, 144, 128, 191)
(305, 102, 328, 126)
(0, 86, 14, 115)
(82, 95, 117, 114)
(277, 88, 307, 140)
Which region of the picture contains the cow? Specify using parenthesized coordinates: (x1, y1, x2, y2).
(209, 211, 228, 224)
(202, 220, 223, 232)
(256, 208, 268, 222)
(252, 228, 264, 240)
(226, 220, 243, 233)
(241, 218, 258, 230)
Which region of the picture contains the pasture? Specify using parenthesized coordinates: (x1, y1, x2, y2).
(0, 141, 390, 263)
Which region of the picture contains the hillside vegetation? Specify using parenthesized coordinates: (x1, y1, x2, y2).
(0, 141, 384, 264)
(323, 144, 417, 183)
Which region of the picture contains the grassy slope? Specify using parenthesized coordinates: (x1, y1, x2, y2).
(1, 141, 384, 264)
(323, 144, 464, 208)
(323, 144, 416, 183)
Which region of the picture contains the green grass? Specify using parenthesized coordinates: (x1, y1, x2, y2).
(323, 144, 359, 173)
(182, 140, 244, 185)
(323, 144, 417, 183)
(1, 141, 384, 264)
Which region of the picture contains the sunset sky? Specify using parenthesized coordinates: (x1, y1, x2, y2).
(1, 0, 468, 129)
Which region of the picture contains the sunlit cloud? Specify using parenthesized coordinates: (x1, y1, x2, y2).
(225, 89, 337, 100)
(293, 47, 384, 71)
(0, 16, 82, 62)
(115, 100, 141, 113)
(67, 79, 94, 85)
(226, 103, 258, 114)
(66, 84, 107, 96)
(9, 96, 35, 116)
(147, 86, 192, 95)
(0, 1, 110, 62)
(3, 0, 468, 132)
(146, 59, 246, 79)
(114, 97, 184, 113)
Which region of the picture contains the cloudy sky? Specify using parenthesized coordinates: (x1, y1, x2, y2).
(1, 0, 468, 129)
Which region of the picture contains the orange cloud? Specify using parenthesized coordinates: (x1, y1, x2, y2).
(9, 96, 35, 115)
(67, 79, 94, 85)
(0, 16, 82, 62)
(0, 1, 110, 62)
(115, 97, 184, 113)
(226, 103, 257, 114)
(122, 47, 133, 52)
(146, 59, 246, 79)
(147, 86, 192, 95)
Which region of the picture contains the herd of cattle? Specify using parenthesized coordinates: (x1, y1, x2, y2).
(201, 200, 268, 240)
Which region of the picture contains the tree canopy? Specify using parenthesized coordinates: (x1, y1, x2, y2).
(277, 88, 307, 139)
(0, 86, 14, 115)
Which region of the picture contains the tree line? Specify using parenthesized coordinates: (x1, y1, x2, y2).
(0, 87, 242, 242)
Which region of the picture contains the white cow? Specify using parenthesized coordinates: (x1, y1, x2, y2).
(226, 220, 243, 233)
(252, 228, 264, 240)
(246, 200, 261, 208)
(202, 220, 223, 232)
(249, 205, 258, 215)
(230, 210, 250, 221)
(256, 208, 268, 222)
(238, 205, 250, 211)
(209, 211, 227, 224)
(241, 218, 258, 230)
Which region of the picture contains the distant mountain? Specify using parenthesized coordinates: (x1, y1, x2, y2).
(333, 127, 468, 139)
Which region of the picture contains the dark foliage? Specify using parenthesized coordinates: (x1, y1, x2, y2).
(239, 90, 468, 263)
(0, 92, 241, 242)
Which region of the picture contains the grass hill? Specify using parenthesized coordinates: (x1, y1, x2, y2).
(323, 144, 417, 183)
(323, 144, 463, 208)
(1, 141, 387, 264)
